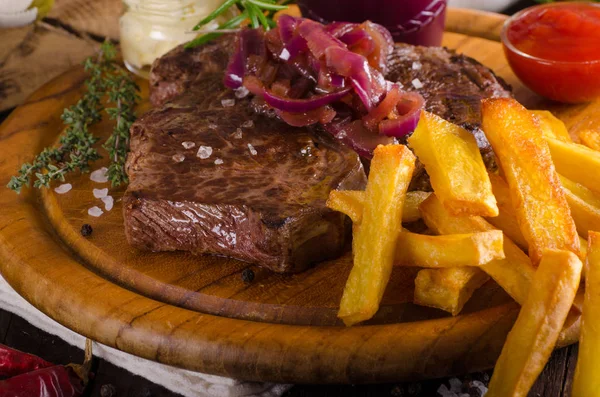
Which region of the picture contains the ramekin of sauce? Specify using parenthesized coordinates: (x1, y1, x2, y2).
(297, 0, 447, 46)
(502, 2, 600, 104)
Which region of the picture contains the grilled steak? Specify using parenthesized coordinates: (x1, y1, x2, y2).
(124, 73, 367, 273)
(129, 36, 512, 272)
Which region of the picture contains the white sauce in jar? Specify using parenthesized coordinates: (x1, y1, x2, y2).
(120, 0, 227, 75)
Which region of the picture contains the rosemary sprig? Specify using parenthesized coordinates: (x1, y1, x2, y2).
(185, 0, 290, 49)
(8, 41, 139, 194)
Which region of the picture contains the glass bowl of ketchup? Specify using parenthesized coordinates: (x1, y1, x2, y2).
(297, 0, 447, 46)
(502, 2, 600, 104)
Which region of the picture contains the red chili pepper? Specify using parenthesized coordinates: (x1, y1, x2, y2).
(0, 365, 84, 397)
(0, 344, 54, 377)
(0, 340, 92, 397)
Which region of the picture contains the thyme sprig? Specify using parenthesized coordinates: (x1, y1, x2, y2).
(185, 0, 293, 48)
(8, 41, 139, 194)
(103, 72, 139, 187)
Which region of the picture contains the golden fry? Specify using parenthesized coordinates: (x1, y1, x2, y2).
(408, 111, 498, 217)
(326, 190, 430, 224)
(482, 98, 579, 265)
(530, 110, 572, 142)
(414, 267, 489, 316)
(559, 175, 600, 239)
(486, 250, 582, 397)
(395, 230, 504, 268)
(573, 232, 600, 397)
(338, 145, 415, 326)
(486, 173, 529, 251)
(488, 174, 589, 262)
(580, 129, 600, 151)
(546, 136, 600, 197)
(420, 194, 535, 306)
(326, 190, 364, 224)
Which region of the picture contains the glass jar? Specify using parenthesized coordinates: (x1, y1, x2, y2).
(120, 0, 226, 78)
(297, 0, 447, 46)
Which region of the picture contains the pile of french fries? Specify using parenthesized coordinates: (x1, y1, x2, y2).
(327, 98, 600, 396)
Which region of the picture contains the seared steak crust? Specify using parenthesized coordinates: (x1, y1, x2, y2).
(125, 74, 367, 273)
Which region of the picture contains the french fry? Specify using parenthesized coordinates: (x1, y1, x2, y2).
(420, 194, 535, 306)
(326, 190, 430, 224)
(481, 98, 580, 265)
(338, 145, 415, 326)
(326, 190, 363, 224)
(486, 250, 582, 397)
(572, 232, 600, 397)
(486, 173, 529, 251)
(407, 111, 498, 217)
(414, 267, 489, 316)
(487, 173, 589, 264)
(395, 230, 504, 268)
(530, 110, 572, 142)
(580, 129, 600, 151)
(546, 136, 600, 197)
(559, 175, 600, 239)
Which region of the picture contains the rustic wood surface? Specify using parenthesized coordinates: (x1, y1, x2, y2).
(0, 0, 121, 112)
(1, 9, 596, 386)
(0, 1, 595, 395)
(0, 306, 582, 397)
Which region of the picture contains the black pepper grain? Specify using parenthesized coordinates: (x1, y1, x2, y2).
(241, 268, 255, 283)
(80, 224, 93, 237)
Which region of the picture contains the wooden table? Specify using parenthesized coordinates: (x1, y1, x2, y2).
(0, 0, 580, 396)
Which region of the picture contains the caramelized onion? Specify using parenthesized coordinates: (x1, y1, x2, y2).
(263, 87, 352, 112)
(226, 18, 425, 158)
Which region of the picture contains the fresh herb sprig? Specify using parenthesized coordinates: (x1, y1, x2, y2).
(8, 41, 139, 194)
(185, 0, 293, 48)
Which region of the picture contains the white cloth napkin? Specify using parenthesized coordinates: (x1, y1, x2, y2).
(0, 275, 291, 397)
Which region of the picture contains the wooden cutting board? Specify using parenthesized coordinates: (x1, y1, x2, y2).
(0, 9, 597, 384)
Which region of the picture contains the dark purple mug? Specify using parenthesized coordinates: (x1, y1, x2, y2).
(297, 0, 447, 46)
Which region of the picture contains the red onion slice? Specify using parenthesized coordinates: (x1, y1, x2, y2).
(325, 46, 374, 110)
(378, 92, 425, 138)
(263, 87, 352, 112)
(325, 119, 394, 158)
(298, 19, 346, 59)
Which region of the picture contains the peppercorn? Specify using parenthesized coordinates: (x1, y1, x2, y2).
(80, 224, 93, 237)
(241, 268, 255, 283)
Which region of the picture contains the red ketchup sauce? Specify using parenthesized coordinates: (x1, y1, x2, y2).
(503, 2, 600, 103)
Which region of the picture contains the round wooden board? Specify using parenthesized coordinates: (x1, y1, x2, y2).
(0, 9, 597, 384)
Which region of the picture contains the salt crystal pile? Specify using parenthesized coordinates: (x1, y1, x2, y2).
(182, 141, 195, 149)
(197, 146, 213, 159)
(449, 378, 462, 393)
(412, 61, 422, 70)
(102, 196, 114, 211)
(88, 206, 103, 217)
(247, 143, 257, 156)
(235, 86, 249, 99)
(90, 167, 108, 183)
(54, 183, 72, 194)
(93, 188, 108, 198)
(214, 158, 224, 165)
(412, 78, 424, 89)
(172, 153, 185, 163)
(221, 98, 235, 108)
